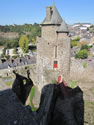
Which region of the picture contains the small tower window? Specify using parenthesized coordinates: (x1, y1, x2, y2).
(54, 61, 58, 68)
(51, 9, 53, 16)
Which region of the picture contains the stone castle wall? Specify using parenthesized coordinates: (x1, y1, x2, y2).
(70, 58, 94, 82)
(0, 64, 37, 84)
(41, 25, 59, 41)
(37, 28, 70, 90)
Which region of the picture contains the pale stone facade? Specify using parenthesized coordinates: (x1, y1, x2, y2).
(37, 3, 71, 90)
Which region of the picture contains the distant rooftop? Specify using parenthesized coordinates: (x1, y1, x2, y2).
(72, 23, 92, 26)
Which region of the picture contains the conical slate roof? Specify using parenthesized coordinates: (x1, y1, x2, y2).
(42, 3, 63, 25)
(51, 3, 63, 24)
(41, 3, 69, 33)
(57, 21, 69, 33)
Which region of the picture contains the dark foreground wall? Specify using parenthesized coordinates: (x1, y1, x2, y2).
(0, 77, 84, 125)
(37, 83, 84, 125)
(0, 89, 37, 125)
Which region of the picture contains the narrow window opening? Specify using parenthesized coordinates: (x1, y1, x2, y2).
(55, 46, 57, 58)
(54, 61, 58, 68)
(51, 8, 53, 16)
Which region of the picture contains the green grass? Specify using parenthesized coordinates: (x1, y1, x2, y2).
(85, 100, 94, 107)
(52, 79, 57, 84)
(69, 80, 77, 88)
(3, 76, 12, 80)
(0, 76, 2, 78)
(6, 81, 13, 86)
(29, 85, 37, 111)
(91, 88, 94, 94)
(83, 63, 87, 68)
(84, 100, 94, 125)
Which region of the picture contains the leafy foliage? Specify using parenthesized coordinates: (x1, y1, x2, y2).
(71, 36, 80, 47)
(72, 40, 78, 47)
(13, 47, 17, 54)
(6, 81, 13, 86)
(0, 23, 41, 46)
(74, 36, 80, 41)
(0, 23, 40, 33)
(1, 47, 6, 57)
(52, 79, 57, 84)
(83, 63, 87, 68)
(69, 80, 77, 88)
(77, 41, 88, 48)
(75, 49, 88, 59)
(0, 38, 19, 49)
(19, 35, 29, 53)
(81, 44, 89, 50)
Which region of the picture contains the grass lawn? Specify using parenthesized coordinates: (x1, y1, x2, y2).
(6, 81, 13, 86)
(69, 80, 77, 88)
(29, 85, 37, 111)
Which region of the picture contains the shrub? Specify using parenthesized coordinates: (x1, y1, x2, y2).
(52, 79, 57, 84)
(77, 41, 88, 48)
(5, 55, 10, 60)
(75, 36, 80, 41)
(72, 40, 78, 47)
(83, 63, 87, 68)
(13, 47, 17, 54)
(12, 55, 18, 59)
(81, 44, 92, 50)
(81, 44, 89, 50)
(69, 80, 77, 88)
(75, 49, 88, 59)
(71, 36, 80, 47)
(6, 81, 12, 86)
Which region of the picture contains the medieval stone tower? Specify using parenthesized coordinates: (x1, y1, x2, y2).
(37, 3, 70, 89)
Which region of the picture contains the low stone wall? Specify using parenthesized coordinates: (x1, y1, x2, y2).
(70, 58, 94, 82)
(0, 64, 37, 84)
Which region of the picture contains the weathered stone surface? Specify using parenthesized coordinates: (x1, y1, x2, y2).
(37, 3, 70, 90)
(0, 89, 37, 125)
(70, 58, 94, 82)
(36, 83, 84, 125)
(0, 77, 84, 125)
(36, 84, 58, 125)
(50, 86, 84, 125)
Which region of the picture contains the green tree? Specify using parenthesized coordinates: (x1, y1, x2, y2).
(1, 47, 6, 57)
(75, 49, 88, 59)
(73, 36, 80, 41)
(81, 44, 89, 50)
(75, 36, 80, 41)
(13, 47, 17, 54)
(71, 36, 80, 48)
(19, 35, 29, 53)
(72, 40, 78, 47)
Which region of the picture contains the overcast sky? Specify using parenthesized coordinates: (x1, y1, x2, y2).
(0, 0, 94, 25)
